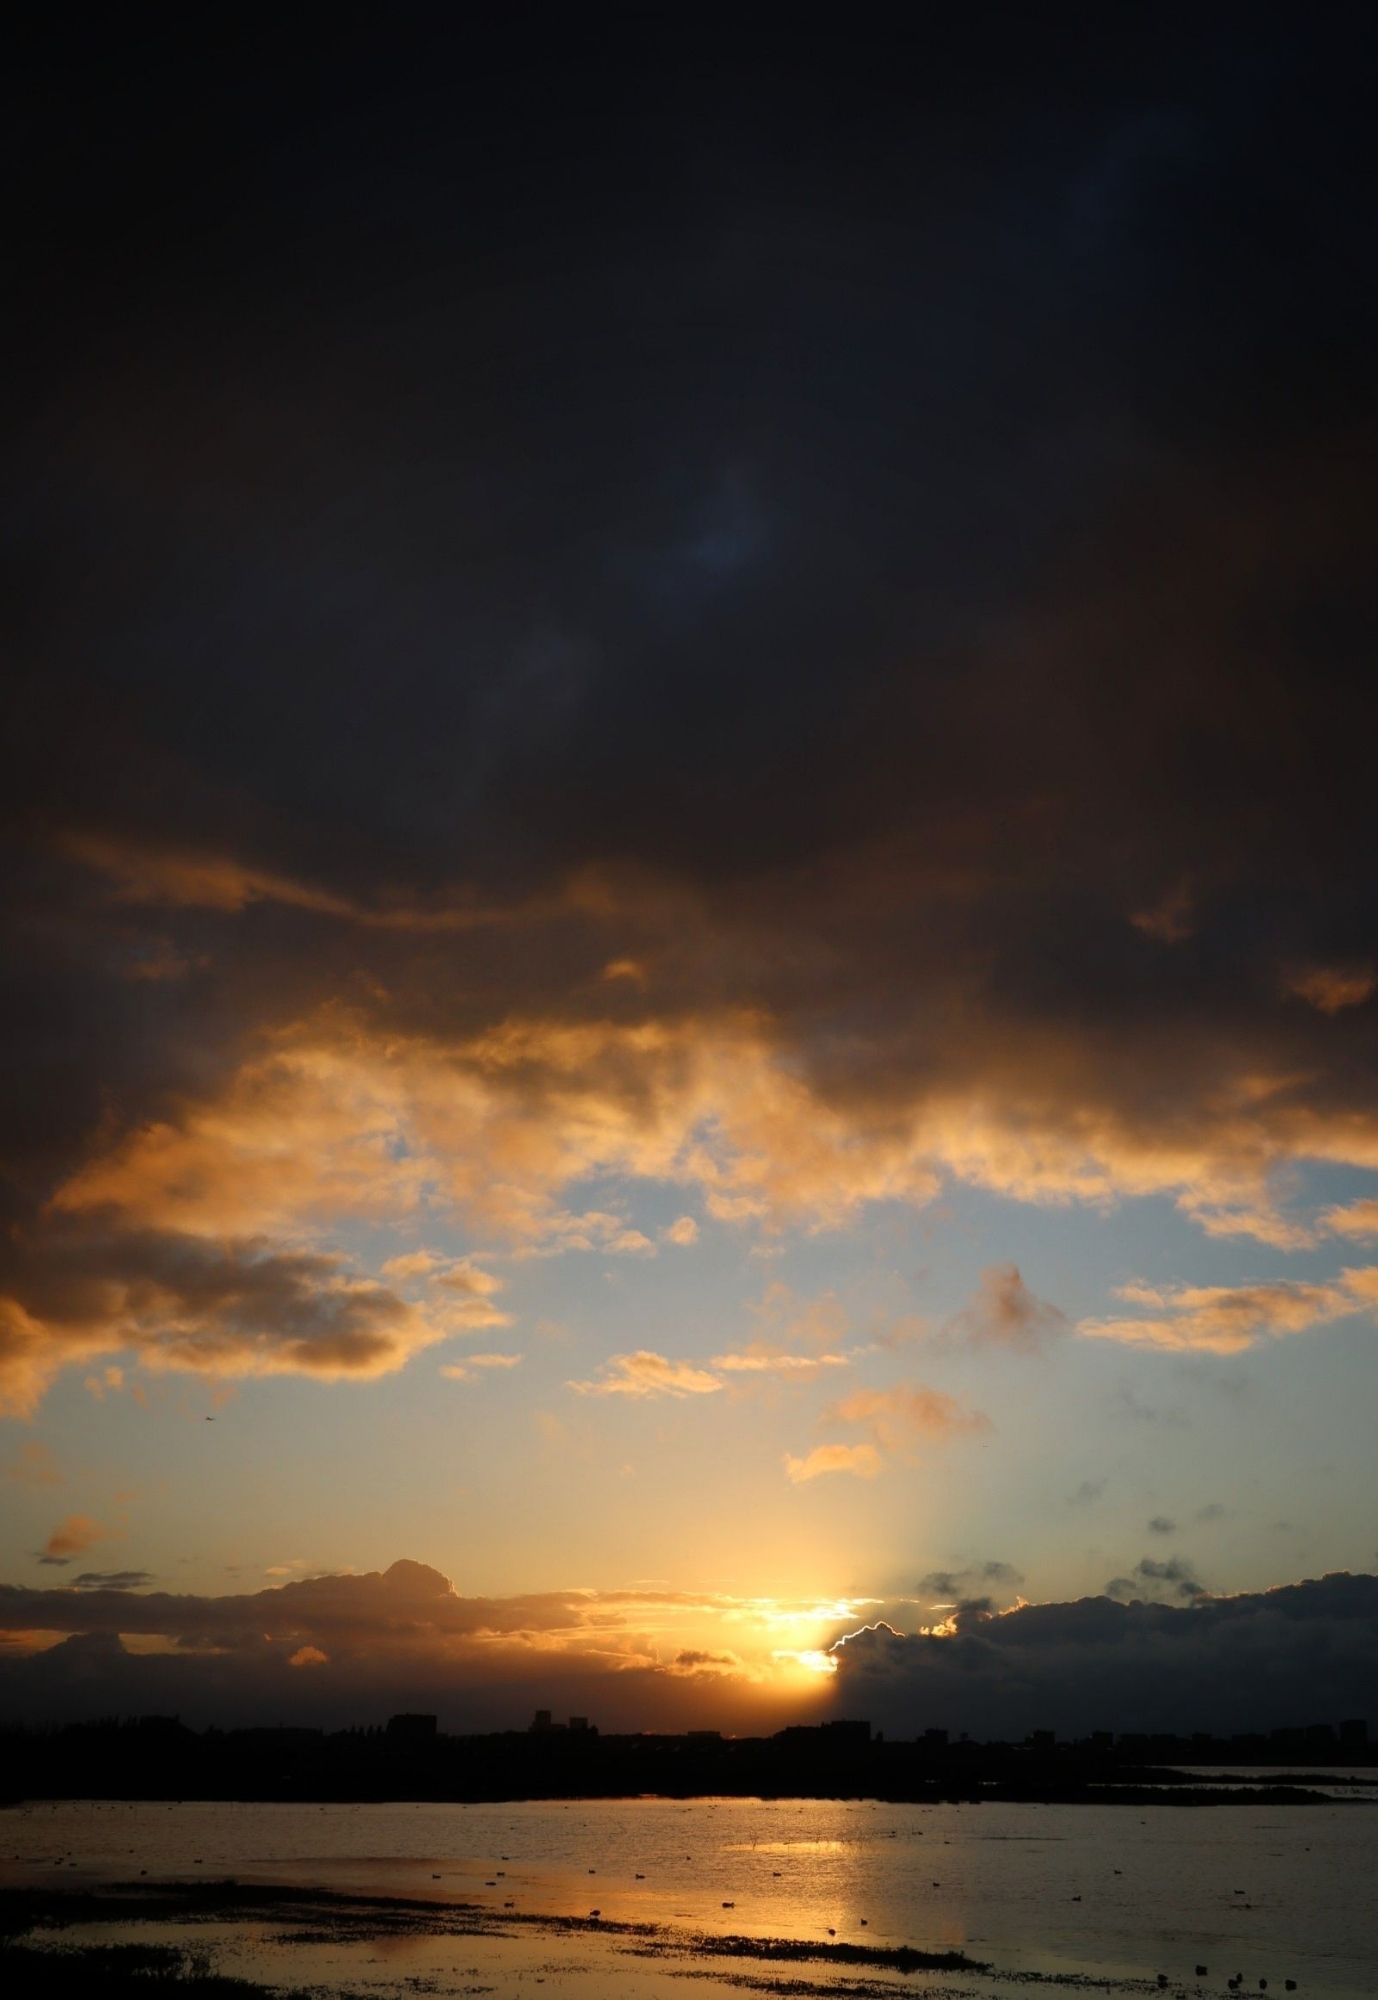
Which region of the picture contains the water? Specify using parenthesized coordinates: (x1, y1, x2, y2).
(4, 1794, 1376, 1995)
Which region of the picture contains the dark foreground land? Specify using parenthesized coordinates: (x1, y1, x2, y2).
(2, 1716, 1372, 1807)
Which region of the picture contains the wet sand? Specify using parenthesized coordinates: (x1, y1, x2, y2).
(0, 1879, 1238, 1999)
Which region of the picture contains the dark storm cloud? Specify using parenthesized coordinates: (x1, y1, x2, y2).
(5, 15, 1378, 1401)
(830, 1572, 1378, 1738)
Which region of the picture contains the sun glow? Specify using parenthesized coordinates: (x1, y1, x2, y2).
(771, 1646, 839, 1677)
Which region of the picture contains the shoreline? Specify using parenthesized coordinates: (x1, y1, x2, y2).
(3, 1782, 1364, 1810)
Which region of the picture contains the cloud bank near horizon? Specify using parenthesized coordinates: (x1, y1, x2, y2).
(1, 1559, 1375, 1740)
(828, 1571, 1378, 1740)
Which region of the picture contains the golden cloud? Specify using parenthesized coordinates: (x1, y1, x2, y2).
(439, 1352, 523, 1382)
(712, 1346, 851, 1376)
(1078, 1269, 1378, 1353)
(36, 998, 1378, 1276)
(783, 1442, 882, 1483)
(1320, 1199, 1378, 1241)
(567, 1350, 723, 1399)
(10, 813, 1378, 1412)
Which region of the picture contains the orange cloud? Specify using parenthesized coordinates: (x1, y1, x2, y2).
(39, 1514, 108, 1565)
(1078, 1269, 1378, 1353)
(784, 1443, 882, 1483)
(750, 1284, 850, 1350)
(439, 1353, 523, 1382)
(712, 1346, 850, 1376)
(433, 1260, 512, 1330)
(13, 850, 1378, 1414)
(1320, 1199, 1378, 1241)
(380, 1249, 448, 1280)
(663, 1215, 699, 1246)
(63, 831, 541, 935)
(568, 1351, 723, 1399)
(824, 1383, 992, 1453)
(945, 1264, 1067, 1352)
(1285, 964, 1376, 1014)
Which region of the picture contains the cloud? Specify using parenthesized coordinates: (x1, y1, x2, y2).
(750, 1286, 851, 1351)
(781, 1381, 990, 1483)
(37, 1515, 108, 1566)
(827, 1572, 1378, 1738)
(439, 1352, 523, 1382)
(70, 1570, 154, 1591)
(62, 831, 528, 935)
(1129, 883, 1195, 944)
(662, 1216, 699, 1246)
(0, 1559, 875, 1732)
(567, 1351, 723, 1399)
(3, 1441, 63, 1488)
(783, 1443, 882, 1483)
(1106, 1555, 1206, 1602)
(918, 1561, 1023, 1601)
(711, 1345, 850, 1377)
(1078, 1271, 1378, 1354)
(1320, 1199, 1378, 1241)
(822, 1384, 992, 1455)
(0, 1223, 454, 1416)
(1285, 965, 1376, 1015)
(1147, 1516, 1176, 1536)
(6, 15, 1378, 1420)
(8, 925, 1378, 1407)
(433, 1261, 513, 1327)
(945, 1264, 1067, 1353)
(380, 1249, 448, 1280)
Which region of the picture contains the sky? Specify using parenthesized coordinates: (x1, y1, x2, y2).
(3, 10, 1378, 1738)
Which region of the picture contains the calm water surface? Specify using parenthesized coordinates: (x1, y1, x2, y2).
(4, 1795, 1375, 1996)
